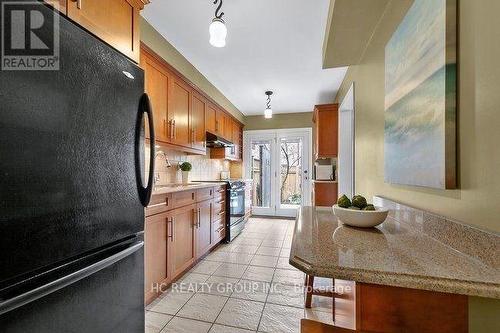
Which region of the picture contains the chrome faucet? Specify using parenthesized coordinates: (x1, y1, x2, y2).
(153, 150, 172, 186)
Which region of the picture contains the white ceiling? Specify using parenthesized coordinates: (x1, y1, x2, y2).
(142, 0, 348, 116)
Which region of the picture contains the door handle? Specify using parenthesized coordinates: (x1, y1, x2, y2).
(172, 120, 176, 139)
(136, 93, 155, 207)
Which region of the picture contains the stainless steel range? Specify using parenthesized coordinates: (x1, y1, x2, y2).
(195, 180, 252, 242)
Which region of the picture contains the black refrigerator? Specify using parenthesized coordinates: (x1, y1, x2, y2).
(0, 2, 155, 332)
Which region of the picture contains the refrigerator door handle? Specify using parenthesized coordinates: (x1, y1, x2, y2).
(0, 241, 143, 316)
(136, 93, 155, 207)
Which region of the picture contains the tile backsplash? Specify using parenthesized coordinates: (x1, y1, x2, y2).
(145, 146, 235, 184)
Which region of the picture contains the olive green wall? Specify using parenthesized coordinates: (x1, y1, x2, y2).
(335, 0, 500, 233)
(244, 112, 313, 130)
(333, 0, 500, 331)
(140, 18, 244, 123)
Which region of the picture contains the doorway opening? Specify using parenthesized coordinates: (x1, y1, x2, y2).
(244, 128, 312, 217)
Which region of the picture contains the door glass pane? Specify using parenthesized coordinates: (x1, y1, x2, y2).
(251, 140, 272, 208)
(280, 137, 303, 207)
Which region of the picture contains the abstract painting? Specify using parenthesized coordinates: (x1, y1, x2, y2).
(384, 0, 457, 189)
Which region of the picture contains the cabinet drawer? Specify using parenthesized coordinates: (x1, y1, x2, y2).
(214, 185, 226, 201)
(212, 221, 226, 244)
(172, 190, 197, 208)
(197, 187, 214, 202)
(212, 198, 226, 221)
(146, 193, 172, 216)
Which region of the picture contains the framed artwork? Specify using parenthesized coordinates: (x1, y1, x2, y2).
(384, 0, 457, 189)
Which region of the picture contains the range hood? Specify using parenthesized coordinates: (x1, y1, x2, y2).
(206, 132, 234, 148)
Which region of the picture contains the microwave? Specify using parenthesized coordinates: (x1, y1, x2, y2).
(315, 165, 334, 180)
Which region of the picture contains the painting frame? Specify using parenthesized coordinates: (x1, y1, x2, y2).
(384, 0, 457, 189)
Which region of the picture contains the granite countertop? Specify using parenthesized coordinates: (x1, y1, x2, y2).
(152, 182, 227, 195)
(289, 206, 500, 298)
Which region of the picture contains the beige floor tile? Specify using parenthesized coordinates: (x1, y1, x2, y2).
(197, 275, 239, 297)
(279, 248, 291, 258)
(267, 284, 305, 308)
(235, 238, 263, 246)
(209, 324, 254, 333)
(260, 239, 283, 248)
(149, 290, 195, 315)
(272, 269, 305, 286)
(145, 311, 172, 333)
(191, 260, 222, 275)
(257, 246, 282, 257)
(229, 244, 260, 254)
(160, 317, 211, 333)
(223, 253, 255, 265)
(310, 294, 334, 313)
(213, 263, 248, 278)
(177, 293, 228, 322)
(303, 309, 334, 326)
(250, 255, 278, 268)
(258, 303, 303, 333)
(241, 265, 275, 282)
(215, 298, 265, 330)
(276, 257, 299, 271)
(174, 273, 210, 292)
(231, 280, 270, 303)
(204, 251, 230, 263)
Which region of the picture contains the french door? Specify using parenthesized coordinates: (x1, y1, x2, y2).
(244, 129, 312, 217)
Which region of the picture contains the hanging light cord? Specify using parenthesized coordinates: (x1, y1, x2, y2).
(266, 95, 272, 110)
(213, 0, 224, 19)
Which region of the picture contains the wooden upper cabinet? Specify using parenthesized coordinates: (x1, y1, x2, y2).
(206, 104, 217, 135)
(223, 115, 232, 140)
(141, 52, 170, 143)
(232, 121, 241, 144)
(65, 0, 146, 63)
(215, 109, 226, 137)
(313, 104, 339, 159)
(170, 78, 191, 148)
(191, 92, 206, 152)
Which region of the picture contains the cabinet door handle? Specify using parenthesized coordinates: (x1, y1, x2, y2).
(71, 0, 82, 9)
(217, 200, 225, 204)
(198, 208, 201, 228)
(193, 210, 197, 228)
(215, 120, 218, 132)
(168, 217, 174, 241)
(171, 217, 175, 241)
(173, 120, 176, 139)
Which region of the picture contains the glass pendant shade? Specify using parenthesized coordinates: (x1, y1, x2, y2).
(264, 108, 273, 119)
(209, 18, 227, 48)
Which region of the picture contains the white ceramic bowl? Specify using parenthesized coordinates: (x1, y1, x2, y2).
(332, 204, 389, 228)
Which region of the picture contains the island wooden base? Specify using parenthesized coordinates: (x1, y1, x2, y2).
(302, 280, 468, 333)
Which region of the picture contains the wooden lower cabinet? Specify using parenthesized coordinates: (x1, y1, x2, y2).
(169, 204, 196, 278)
(145, 187, 227, 304)
(195, 199, 213, 259)
(144, 212, 170, 304)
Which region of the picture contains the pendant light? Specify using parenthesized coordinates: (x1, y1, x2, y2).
(209, 0, 227, 48)
(264, 91, 273, 119)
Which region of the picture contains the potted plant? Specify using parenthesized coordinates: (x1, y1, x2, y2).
(179, 161, 192, 184)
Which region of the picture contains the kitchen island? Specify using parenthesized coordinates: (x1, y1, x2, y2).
(290, 202, 500, 332)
